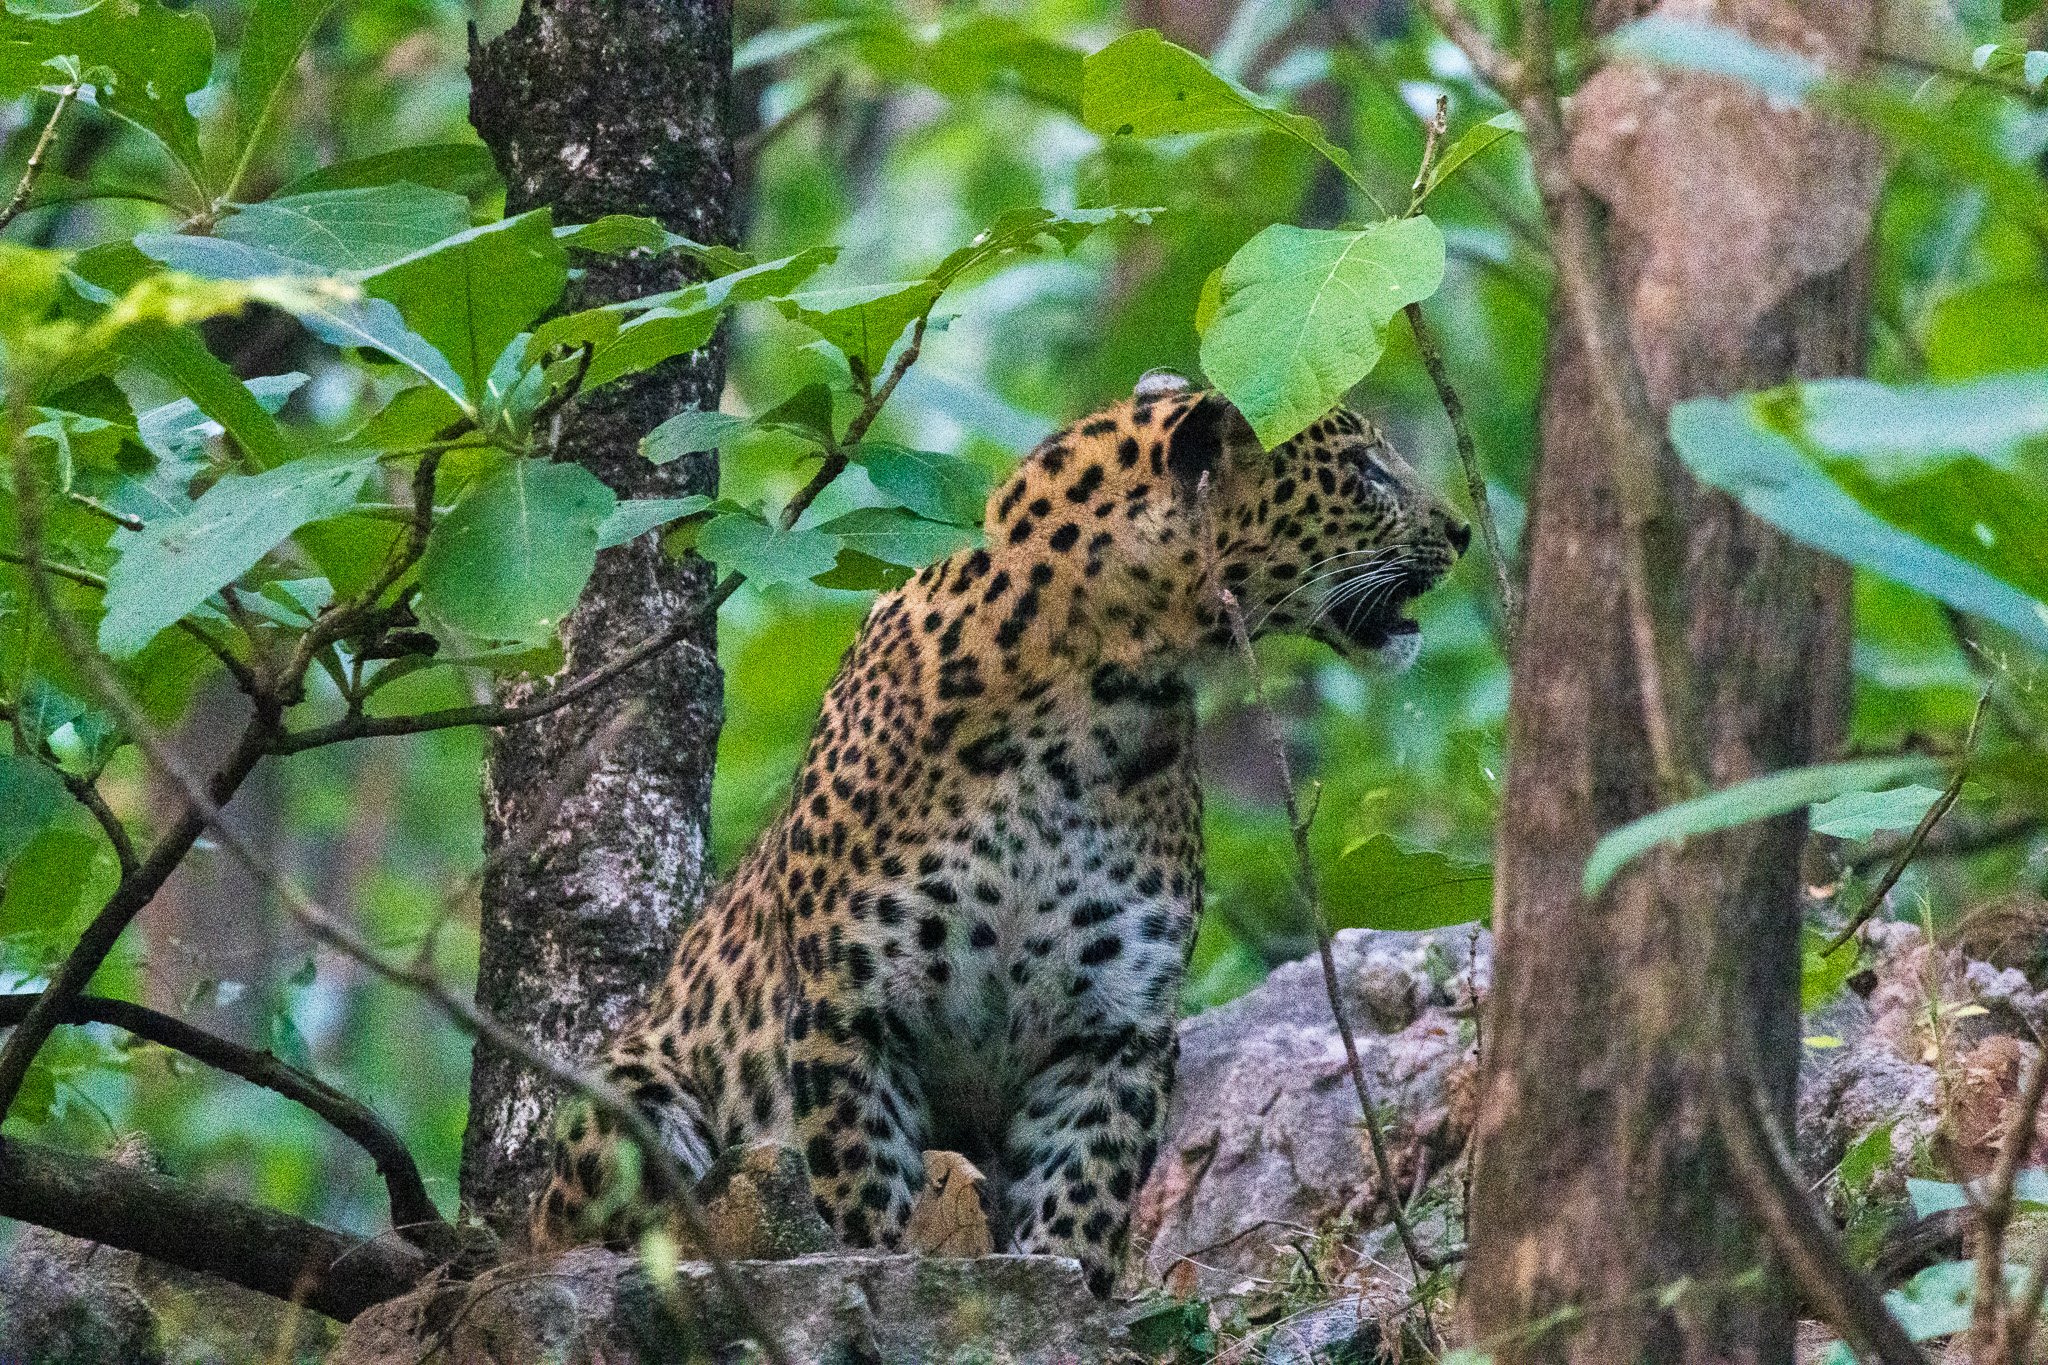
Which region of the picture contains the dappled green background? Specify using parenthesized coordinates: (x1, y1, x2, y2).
(2, 0, 2041, 1251)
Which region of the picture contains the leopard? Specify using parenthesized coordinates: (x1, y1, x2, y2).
(533, 373, 1470, 1295)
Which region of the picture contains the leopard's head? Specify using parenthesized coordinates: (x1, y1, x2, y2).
(1148, 373, 1470, 670)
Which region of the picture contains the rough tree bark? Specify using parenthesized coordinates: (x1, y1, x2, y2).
(461, 1, 733, 1235)
(1462, 3, 1881, 1362)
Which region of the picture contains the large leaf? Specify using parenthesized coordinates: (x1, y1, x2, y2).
(0, 752, 69, 877)
(1671, 396, 2048, 650)
(277, 144, 502, 200)
(365, 211, 567, 402)
(219, 185, 473, 272)
(813, 507, 978, 568)
(641, 409, 750, 465)
(1781, 372, 2048, 470)
(596, 496, 711, 549)
(1199, 219, 1445, 447)
(1810, 786, 1945, 841)
(773, 280, 941, 375)
(851, 443, 990, 525)
(228, 0, 340, 188)
(418, 460, 616, 644)
(1083, 29, 1375, 203)
(1326, 834, 1493, 931)
(693, 512, 841, 585)
(1583, 755, 1946, 896)
(0, 0, 214, 186)
(98, 454, 379, 656)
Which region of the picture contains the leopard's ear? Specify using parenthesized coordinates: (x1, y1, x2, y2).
(1164, 391, 1255, 499)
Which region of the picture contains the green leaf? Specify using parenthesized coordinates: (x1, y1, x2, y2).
(851, 443, 990, 525)
(753, 383, 837, 444)
(596, 496, 711, 550)
(1420, 111, 1523, 205)
(922, 14, 1083, 116)
(277, 144, 501, 200)
(0, 0, 215, 187)
(364, 210, 568, 402)
(1884, 1260, 2000, 1343)
(1801, 927, 1859, 1011)
(1928, 282, 2048, 380)
(0, 752, 69, 877)
(135, 373, 304, 465)
(1199, 218, 1446, 447)
(219, 185, 473, 272)
(734, 18, 852, 71)
(228, 0, 339, 189)
(1083, 29, 1378, 207)
(1782, 373, 2048, 471)
(693, 512, 841, 585)
(813, 507, 978, 568)
(1583, 756, 1946, 897)
(1671, 395, 2048, 651)
(641, 409, 750, 465)
(811, 548, 915, 592)
(1326, 833, 1493, 931)
(418, 460, 616, 644)
(554, 215, 683, 255)
(773, 280, 941, 375)
(2006, 0, 2045, 19)
(99, 454, 379, 657)
(1810, 786, 1944, 841)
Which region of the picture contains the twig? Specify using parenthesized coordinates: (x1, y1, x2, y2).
(1715, 1060, 1930, 1365)
(1408, 0, 1523, 102)
(0, 83, 79, 232)
(0, 430, 279, 1123)
(1823, 692, 1989, 955)
(1864, 45, 2048, 107)
(1968, 1039, 2048, 1359)
(737, 73, 844, 168)
(1199, 477, 1457, 1280)
(0, 548, 259, 693)
(0, 992, 463, 1261)
(1392, 97, 1518, 636)
(6, 427, 792, 1364)
(277, 316, 931, 754)
(1849, 813, 2044, 875)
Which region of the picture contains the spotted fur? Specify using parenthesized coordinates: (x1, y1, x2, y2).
(534, 384, 1468, 1294)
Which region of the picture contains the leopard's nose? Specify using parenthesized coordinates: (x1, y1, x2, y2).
(1446, 518, 1472, 558)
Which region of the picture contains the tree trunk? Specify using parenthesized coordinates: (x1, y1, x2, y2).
(1462, 3, 1880, 1360)
(460, 0, 732, 1236)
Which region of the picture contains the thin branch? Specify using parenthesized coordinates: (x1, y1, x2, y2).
(1200, 478, 1458, 1281)
(737, 73, 844, 169)
(0, 432, 279, 1124)
(1408, 0, 1523, 102)
(1823, 692, 1989, 956)
(1396, 96, 1518, 638)
(0, 548, 258, 693)
(0, 992, 464, 1261)
(0, 1134, 430, 1320)
(277, 317, 932, 754)
(1968, 1039, 2048, 1359)
(1716, 1062, 1930, 1365)
(0, 83, 79, 233)
(1848, 813, 2044, 875)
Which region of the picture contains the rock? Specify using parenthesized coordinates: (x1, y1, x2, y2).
(684, 1143, 833, 1261)
(1130, 927, 1484, 1293)
(0, 1218, 337, 1365)
(328, 1246, 1121, 1365)
(0, 1135, 337, 1365)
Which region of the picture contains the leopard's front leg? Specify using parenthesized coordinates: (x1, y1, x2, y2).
(787, 987, 930, 1249)
(1001, 1023, 1175, 1296)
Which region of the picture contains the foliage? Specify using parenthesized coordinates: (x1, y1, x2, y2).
(0, 0, 2040, 1294)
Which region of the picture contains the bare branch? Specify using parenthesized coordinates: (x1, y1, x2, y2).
(1824, 692, 1989, 955)
(0, 992, 464, 1261)
(1408, 0, 1523, 101)
(0, 83, 79, 232)
(1199, 477, 1458, 1282)
(1715, 1063, 1930, 1365)
(0, 1134, 431, 1321)
(1968, 1039, 2048, 1358)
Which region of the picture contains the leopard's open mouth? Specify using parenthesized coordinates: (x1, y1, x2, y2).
(1315, 563, 1445, 663)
